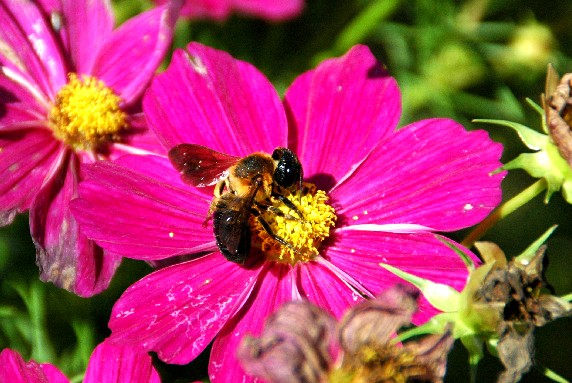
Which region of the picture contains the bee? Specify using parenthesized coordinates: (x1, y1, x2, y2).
(168, 144, 304, 264)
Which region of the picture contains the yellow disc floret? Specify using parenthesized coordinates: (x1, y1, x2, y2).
(253, 183, 336, 264)
(330, 343, 429, 383)
(49, 73, 127, 150)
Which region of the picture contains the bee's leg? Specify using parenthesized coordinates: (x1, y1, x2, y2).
(202, 198, 219, 227)
(271, 192, 306, 221)
(254, 202, 300, 221)
(250, 209, 301, 254)
(213, 179, 228, 198)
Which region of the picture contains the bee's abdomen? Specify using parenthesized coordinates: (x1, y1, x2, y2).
(213, 202, 251, 264)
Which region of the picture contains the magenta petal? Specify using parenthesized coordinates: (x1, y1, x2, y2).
(209, 263, 295, 383)
(332, 118, 505, 231)
(0, 348, 69, 383)
(0, 74, 47, 113)
(92, 1, 181, 106)
(177, 0, 230, 20)
(83, 340, 159, 383)
(297, 261, 365, 318)
(0, 0, 66, 98)
(62, 0, 113, 74)
(327, 229, 478, 323)
(0, 129, 61, 226)
(108, 253, 263, 364)
(72, 155, 215, 260)
(168, 0, 303, 21)
(39, 365, 69, 383)
(30, 152, 122, 297)
(143, 42, 287, 155)
(35, 0, 68, 54)
(284, 44, 400, 184)
(233, 0, 304, 20)
(0, 103, 45, 127)
(109, 113, 167, 157)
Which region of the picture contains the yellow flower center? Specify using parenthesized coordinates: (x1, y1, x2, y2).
(252, 183, 336, 264)
(49, 73, 127, 150)
(329, 344, 430, 383)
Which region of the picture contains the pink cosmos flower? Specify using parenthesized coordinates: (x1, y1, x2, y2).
(0, 0, 181, 296)
(154, 0, 303, 21)
(71, 43, 505, 381)
(0, 341, 160, 383)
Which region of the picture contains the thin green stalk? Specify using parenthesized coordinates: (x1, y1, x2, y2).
(333, 0, 401, 53)
(462, 179, 547, 248)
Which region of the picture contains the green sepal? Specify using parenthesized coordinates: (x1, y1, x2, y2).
(525, 98, 548, 133)
(515, 225, 557, 265)
(476, 114, 572, 204)
(379, 263, 460, 312)
(394, 314, 451, 342)
(457, 262, 501, 334)
(474, 118, 547, 150)
(437, 236, 475, 271)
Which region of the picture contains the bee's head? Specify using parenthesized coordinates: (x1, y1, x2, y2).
(272, 147, 303, 189)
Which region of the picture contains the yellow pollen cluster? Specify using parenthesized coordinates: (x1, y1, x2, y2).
(330, 344, 427, 383)
(252, 183, 336, 264)
(49, 73, 127, 150)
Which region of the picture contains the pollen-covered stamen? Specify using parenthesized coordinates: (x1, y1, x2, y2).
(49, 73, 127, 150)
(330, 343, 433, 383)
(252, 183, 336, 264)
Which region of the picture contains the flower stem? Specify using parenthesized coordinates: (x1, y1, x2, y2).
(461, 179, 547, 248)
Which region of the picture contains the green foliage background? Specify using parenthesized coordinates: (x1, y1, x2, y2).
(1, 0, 571, 382)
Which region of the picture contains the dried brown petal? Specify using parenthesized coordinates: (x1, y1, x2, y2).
(238, 300, 336, 383)
(472, 244, 572, 382)
(405, 329, 455, 382)
(337, 323, 454, 383)
(474, 246, 562, 325)
(337, 284, 419, 356)
(496, 322, 534, 383)
(403, 327, 455, 383)
(334, 285, 453, 383)
(544, 67, 572, 166)
(535, 294, 572, 327)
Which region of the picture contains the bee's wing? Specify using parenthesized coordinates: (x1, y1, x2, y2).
(168, 144, 239, 187)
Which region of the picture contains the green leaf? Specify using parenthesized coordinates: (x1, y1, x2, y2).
(334, 0, 401, 53)
(10, 280, 55, 363)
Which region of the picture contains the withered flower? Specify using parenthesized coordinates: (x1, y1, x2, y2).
(380, 228, 572, 383)
(238, 285, 454, 383)
(473, 242, 572, 383)
(238, 300, 336, 383)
